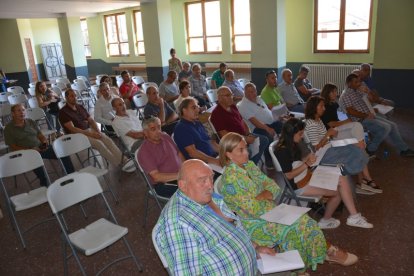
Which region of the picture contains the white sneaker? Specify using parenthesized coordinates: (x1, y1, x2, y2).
(346, 213, 373, 229)
(121, 159, 136, 173)
(318, 218, 341, 229)
(355, 185, 375, 195)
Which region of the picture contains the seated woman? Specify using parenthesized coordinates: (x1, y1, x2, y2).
(100, 75, 121, 98)
(35, 81, 62, 135)
(218, 132, 358, 273)
(275, 118, 372, 229)
(305, 96, 381, 194)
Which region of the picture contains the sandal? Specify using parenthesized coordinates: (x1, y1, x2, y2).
(326, 245, 358, 266)
(360, 178, 382, 193)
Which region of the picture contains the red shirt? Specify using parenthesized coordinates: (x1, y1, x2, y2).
(119, 81, 139, 101)
(210, 104, 247, 136)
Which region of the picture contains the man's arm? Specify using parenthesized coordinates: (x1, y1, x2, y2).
(87, 116, 101, 133)
(63, 120, 101, 139)
(126, 130, 144, 139)
(94, 102, 113, 126)
(346, 107, 373, 120)
(249, 117, 275, 136)
(184, 144, 220, 166)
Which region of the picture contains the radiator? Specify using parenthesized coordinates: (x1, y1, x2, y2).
(302, 64, 360, 94)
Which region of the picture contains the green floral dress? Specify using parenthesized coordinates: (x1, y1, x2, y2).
(220, 161, 327, 271)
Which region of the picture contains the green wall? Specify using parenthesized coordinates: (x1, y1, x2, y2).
(29, 18, 62, 63)
(0, 19, 26, 72)
(16, 19, 36, 69)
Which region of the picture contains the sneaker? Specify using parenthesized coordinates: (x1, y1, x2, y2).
(346, 213, 373, 229)
(121, 159, 136, 173)
(360, 179, 382, 194)
(325, 245, 358, 266)
(355, 185, 375, 195)
(400, 149, 414, 157)
(318, 218, 341, 229)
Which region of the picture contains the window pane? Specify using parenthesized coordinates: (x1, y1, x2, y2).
(344, 31, 369, 50)
(120, 42, 129, 55)
(206, 37, 222, 52)
(345, 0, 371, 30)
(135, 12, 144, 40)
(84, 46, 91, 57)
(106, 16, 118, 43)
(117, 14, 128, 42)
(109, 44, 119, 56)
(233, 0, 250, 34)
(205, 1, 221, 36)
(137, 42, 145, 55)
(80, 20, 90, 45)
(187, 3, 203, 37)
(189, 38, 204, 52)
(317, 0, 340, 31)
(234, 35, 251, 52)
(317, 32, 339, 50)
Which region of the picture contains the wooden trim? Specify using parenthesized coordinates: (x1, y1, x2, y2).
(104, 13, 128, 57)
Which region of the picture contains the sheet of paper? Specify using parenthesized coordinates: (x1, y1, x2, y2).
(257, 250, 305, 274)
(374, 104, 394, 115)
(260, 203, 310, 225)
(249, 137, 260, 158)
(308, 165, 341, 191)
(208, 163, 223, 174)
(271, 104, 289, 121)
(331, 138, 358, 147)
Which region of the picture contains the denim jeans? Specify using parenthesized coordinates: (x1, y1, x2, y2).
(253, 121, 282, 166)
(361, 114, 408, 152)
(320, 144, 368, 175)
(249, 133, 270, 166)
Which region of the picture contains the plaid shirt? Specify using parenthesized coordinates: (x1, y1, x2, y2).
(340, 87, 371, 122)
(154, 190, 257, 276)
(188, 75, 207, 98)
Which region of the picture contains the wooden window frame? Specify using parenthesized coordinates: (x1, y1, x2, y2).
(80, 18, 91, 58)
(133, 10, 145, 56)
(314, 0, 373, 53)
(231, 0, 251, 54)
(185, 0, 222, 54)
(104, 13, 130, 57)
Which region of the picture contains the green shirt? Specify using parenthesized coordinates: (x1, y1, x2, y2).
(260, 84, 284, 107)
(4, 119, 41, 149)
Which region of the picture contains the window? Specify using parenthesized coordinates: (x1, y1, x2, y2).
(80, 19, 91, 58)
(231, 0, 251, 53)
(185, 0, 222, 53)
(104, 13, 129, 56)
(314, 0, 372, 53)
(133, 10, 145, 56)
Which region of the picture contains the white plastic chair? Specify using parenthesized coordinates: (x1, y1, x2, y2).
(52, 82, 67, 91)
(25, 107, 56, 142)
(47, 172, 143, 276)
(28, 97, 39, 108)
(73, 78, 89, 92)
(95, 74, 107, 85)
(29, 82, 36, 88)
(152, 226, 170, 274)
(205, 76, 213, 89)
(51, 86, 64, 98)
(28, 87, 36, 97)
(0, 103, 11, 125)
(0, 92, 10, 103)
(238, 78, 250, 89)
(142, 82, 158, 93)
(90, 84, 99, 100)
(116, 79, 123, 88)
(0, 149, 52, 248)
(76, 76, 90, 87)
(115, 75, 123, 82)
(132, 76, 145, 85)
(206, 89, 218, 105)
(132, 93, 148, 119)
(7, 86, 24, 94)
(213, 175, 222, 194)
(8, 93, 28, 106)
(56, 77, 71, 88)
(52, 133, 119, 203)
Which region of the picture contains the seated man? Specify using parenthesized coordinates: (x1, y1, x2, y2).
(137, 117, 184, 197)
(360, 63, 394, 106)
(158, 70, 179, 104)
(173, 98, 221, 166)
(119, 70, 140, 109)
(210, 62, 227, 89)
(153, 159, 274, 275)
(178, 62, 192, 82)
(144, 86, 179, 135)
(210, 86, 270, 166)
(260, 70, 284, 109)
(59, 89, 135, 172)
(111, 97, 144, 154)
(278, 68, 305, 113)
(188, 63, 209, 107)
(94, 82, 117, 133)
(339, 73, 414, 157)
(294, 65, 320, 101)
(222, 69, 244, 102)
(4, 104, 75, 186)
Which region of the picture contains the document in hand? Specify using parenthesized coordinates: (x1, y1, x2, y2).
(331, 138, 359, 147)
(271, 104, 289, 121)
(257, 250, 305, 274)
(260, 203, 311, 225)
(308, 165, 341, 191)
(374, 104, 394, 115)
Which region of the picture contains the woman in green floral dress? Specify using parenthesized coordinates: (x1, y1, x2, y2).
(218, 132, 358, 272)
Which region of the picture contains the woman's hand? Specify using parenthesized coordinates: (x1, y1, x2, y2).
(305, 153, 316, 166)
(256, 246, 277, 257)
(255, 190, 273, 201)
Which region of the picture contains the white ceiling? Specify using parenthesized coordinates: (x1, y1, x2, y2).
(0, 0, 148, 19)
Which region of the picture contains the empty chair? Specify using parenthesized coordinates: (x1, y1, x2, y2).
(73, 78, 89, 92)
(132, 76, 145, 85)
(206, 76, 213, 89)
(52, 82, 67, 91)
(0, 103, 11, 126)
(8, 93, 28, 106)
(206, 89, 218, 105)
(76, 75, 90, 87)
(29, 82, 36, 88)
(141, 82, 158, 93)
(7, 86, 24, 94)
(28, 87, 36, 97)
(0, 92, 10, 103)
(56, 77, 71, 88)
(47, 172, 143, 275)
(238, 78, 250, 88)
(25, 107, 56, 142)
(28, 97, 39, 108)
(0, 149, 52, 248)
(132, 93, 148, 119)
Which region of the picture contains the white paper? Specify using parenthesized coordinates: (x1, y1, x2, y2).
(271, 104, 289, 121)
(257, 250, 305, 274)
(208, 163, 223, 174)
(260, 203, 310, 225)
(308, 165, 341, 191)
(374, 104, 394, 115)
(331, 138, 359, 147)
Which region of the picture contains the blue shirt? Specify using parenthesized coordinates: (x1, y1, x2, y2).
(144, 101, 174, 120)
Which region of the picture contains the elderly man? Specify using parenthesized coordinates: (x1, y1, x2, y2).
(340, 73, 414, 157)
(158, 70, 179, 103)
(137, 117, 184, 197)
(111, 97, 144, 154)
(359, 63, 394, 107)
(294, 65, 320, 101)
(173, 98, 221, 166)
(222, 69, 244, 102)
(210, 86, 269, 166)
(260, 70, 284, 109)
(188, 63, 209, 107)
(153, 159, 275, 275)
(278, 68, 305, 113)
(119, 70, 140, 108)
(94, 82, 117, 133)
(144, 86, 179, 135)
(5, 104, 74, 186)
(211, 62, 227, 89)
(59, 89, 134, 172)
(178, 62, 192, 82)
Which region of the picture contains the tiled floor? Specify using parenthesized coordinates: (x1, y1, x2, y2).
(0, 108, 413, 275)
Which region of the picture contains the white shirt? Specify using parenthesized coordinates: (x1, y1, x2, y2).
(94, 95, 117, 125)
(112, 110, 143, 150)
(159, 81, 179, 99)
(237, 96, 274, 131)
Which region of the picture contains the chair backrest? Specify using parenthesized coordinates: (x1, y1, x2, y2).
(28, 87, 36, 97)
(205, 77, 213, 89)
(116, 79, 123, 88)
(51, 86, 63, 97)
(206, 89, 218, 105)
(132, 76, 145, 85)
(8, 93, 28, 105)
(213, 175, 223, 194)
(238, 78, 250, 89)
(115, 75, 123, 82)
(73, 79, 88, 91)
(47, 172, 103, 214)
(132, 93, 148, 109)
(0, 92, 10, 103)
(0, 149, 45, 178)
(207, 115, 220, 140)
(77, 76, 89, 85)
(52, 133, 91, 158)
(53, 82, 67, 91)
(268, 140, 283, 172)
(95, 74, 107, 85)
(142, 82, 158, 93)
(7, 86, 24, 94)
(56, 77, 70, 86)
(90, 85, 99, 98)
(152, 226, 169, 270)
(28, 98, 39, 108)
(0, 103, 11, 118)
(25, 107, 46, 121)
(29, 82, 36, 88)
(70, 83, 78, 91)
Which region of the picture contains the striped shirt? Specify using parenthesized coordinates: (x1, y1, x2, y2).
(305, 119, 327, 146)
(154, 190, 257, 276)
